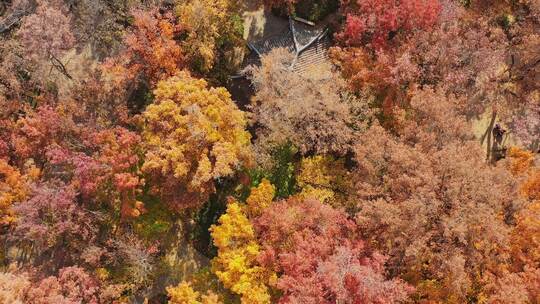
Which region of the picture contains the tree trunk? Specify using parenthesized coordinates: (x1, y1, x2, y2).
(482, 109, 497, 162)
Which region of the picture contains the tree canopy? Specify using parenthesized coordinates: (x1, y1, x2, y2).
(0, 0, 539, 303)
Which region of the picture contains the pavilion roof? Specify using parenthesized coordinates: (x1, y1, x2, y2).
(238, 16, 331, 76)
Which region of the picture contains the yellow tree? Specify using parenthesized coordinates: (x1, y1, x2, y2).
(141, 71, 252, 210)
(511, 167, 540, 268)
(493, 150, 540, 303)
(175, 0, 244, 75)
(167, 281, 221, 304)
(506, 147, 535, 176)
(210, 201, 275, 304)
(245, 179, 275, 219)
(511, 201, 540, 268)
(296, 155, 353, 210)
(520, 169, 540, 202)
(0, 160, 30, 227)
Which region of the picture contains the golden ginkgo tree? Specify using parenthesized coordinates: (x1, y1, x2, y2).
(141, 71, 252, 210)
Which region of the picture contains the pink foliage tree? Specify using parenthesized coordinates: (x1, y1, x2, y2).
(17, 0, 76, 78)
(25, 266, 100, 304)
(12, 103, 144, 220)
(336, 0, 441, 49)
(485, 267, 540, 304)
(511, 102, 540, 151)
(318, 246, 412, 303)
(395, 4, 508, 115)
(11, 105, 78, 166)
(46, 126, 144, 219)
(254, 198, 412, 303)
(352, 89, 519, 301)
(12, 183, 97, 266)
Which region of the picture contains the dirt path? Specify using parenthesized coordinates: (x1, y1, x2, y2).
(242, 0, 289, 42)
(471, 107, 517, 160)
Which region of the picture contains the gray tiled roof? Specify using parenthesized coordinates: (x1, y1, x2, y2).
(239, 17, 331, 76)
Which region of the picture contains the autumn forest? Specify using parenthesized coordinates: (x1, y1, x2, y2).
(0, 0, 539, 303)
